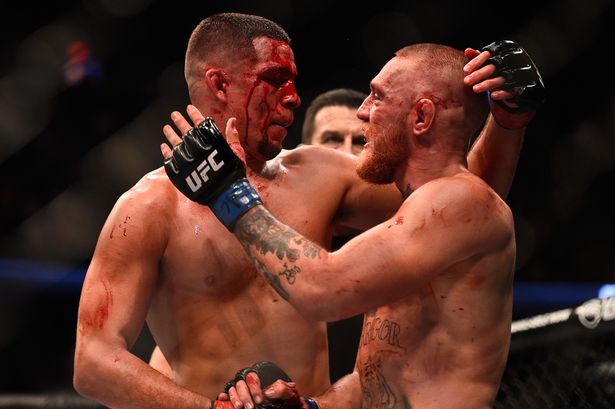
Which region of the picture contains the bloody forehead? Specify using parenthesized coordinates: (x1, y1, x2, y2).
(252, 37, 297, 76)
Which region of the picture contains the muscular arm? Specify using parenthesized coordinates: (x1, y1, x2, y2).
(467, 113, 524, 200)
(73, 178, 211, 409)
(233, 177, 510, 322)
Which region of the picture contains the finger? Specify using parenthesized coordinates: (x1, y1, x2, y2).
(225, 117, 246, 163)
(163, 124, 183, 147)
(489, 89, 516, 101)
(245, 372, 263, 405)
(171, 111, 193, 135)
(227, 386, 244, 409)
(264, 380, 297, 400)
(234, 380, 255, 409)
(186, 104, 206, 126)
(464, 64, 496, 87)
(160, 143, 172, 160)
(464, 48, 480, 60)
(463, 50, 491, 74)
(472, 76, 506, 94)
(225, 117, 241, 145)
(217, 392, 230, 401)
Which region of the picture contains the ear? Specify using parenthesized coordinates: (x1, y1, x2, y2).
(411, 98, 436, 136)
(204, 68, 229, 103)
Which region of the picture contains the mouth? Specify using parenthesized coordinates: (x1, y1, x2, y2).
(267, 123, 289, 143)
(270, 120, 292, 129)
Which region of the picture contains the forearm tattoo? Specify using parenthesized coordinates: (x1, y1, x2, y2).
(234, 207, 323, 300)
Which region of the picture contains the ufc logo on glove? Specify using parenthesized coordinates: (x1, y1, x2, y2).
(185, 150, 225, 192)
(164, 117, 262, 230)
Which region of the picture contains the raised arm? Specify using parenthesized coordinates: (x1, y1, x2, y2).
(338, 40, 545, 232)
(73, 179, 214, 409)
(463, 40, 546, 199)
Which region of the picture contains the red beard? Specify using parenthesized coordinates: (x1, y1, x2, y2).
(356, 124, 409, 184)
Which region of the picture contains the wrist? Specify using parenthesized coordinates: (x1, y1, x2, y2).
(211, 178, 262, 230)
(210, 401, 234, 409)
(304, 397, 319, 409)
(491, 102, 534, 130)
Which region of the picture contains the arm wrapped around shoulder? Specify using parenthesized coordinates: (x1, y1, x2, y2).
(482, 40, 546, 114)
(164, 117, 261, 230)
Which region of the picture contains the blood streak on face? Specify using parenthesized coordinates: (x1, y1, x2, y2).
(240, 37, 300, 162)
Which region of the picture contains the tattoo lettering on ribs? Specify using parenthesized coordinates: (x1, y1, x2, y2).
(362, 315, 403, 348)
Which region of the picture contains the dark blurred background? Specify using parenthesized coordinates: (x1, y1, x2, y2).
(1, 0, 614, 398)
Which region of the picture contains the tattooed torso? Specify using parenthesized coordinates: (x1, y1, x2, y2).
(354, 261, 513, 409)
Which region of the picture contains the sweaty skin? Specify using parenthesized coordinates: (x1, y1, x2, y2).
(75, 33, 524, 409)
(74, 35, 401, 408)
(217, 47, 523, 409)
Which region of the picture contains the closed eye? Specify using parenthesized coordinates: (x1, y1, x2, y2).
(262, 67, 293, 88)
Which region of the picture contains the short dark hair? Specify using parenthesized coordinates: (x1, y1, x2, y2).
(185, 13, 290, 88)
(301, 88, 367, 144)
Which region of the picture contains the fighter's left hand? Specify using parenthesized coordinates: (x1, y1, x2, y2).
(463, 40, 546, 129)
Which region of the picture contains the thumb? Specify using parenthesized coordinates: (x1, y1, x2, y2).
(225, 117, 241, 145)
(225, 117, 246, 163)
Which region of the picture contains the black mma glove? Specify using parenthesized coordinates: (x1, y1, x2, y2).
(222, 361, 307, 409)
(481, 40, 546, 114)
(164, 117, 262, 230)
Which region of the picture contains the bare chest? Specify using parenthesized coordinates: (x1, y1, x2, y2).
(160, 177, 340, 295)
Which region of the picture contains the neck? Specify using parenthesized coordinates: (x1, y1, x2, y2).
(194, 103, 270, 175)
(395, 149, 467, 196)
(246, 157, 269, 175)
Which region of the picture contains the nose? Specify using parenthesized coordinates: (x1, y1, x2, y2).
(356, 97, 370, 121)
(339, 135, 353, 155)
(281, 81, 301, 109)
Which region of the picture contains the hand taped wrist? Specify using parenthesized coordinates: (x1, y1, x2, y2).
(211, 178, 262, 230)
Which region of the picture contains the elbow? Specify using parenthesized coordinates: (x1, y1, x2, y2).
(290, 255, 352, 322)
(73, 342, 102, 400)
(292, 283, 347, 322)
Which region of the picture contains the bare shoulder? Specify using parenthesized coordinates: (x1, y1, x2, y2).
(278, 145, 357, 176)
(103, 167, 179, 236)
(115, 167, 177, 213)
(403, 173, 513, 246)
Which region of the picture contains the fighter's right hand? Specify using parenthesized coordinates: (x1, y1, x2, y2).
(162, 108, 262, 230)
(222, 361, 308, 409)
